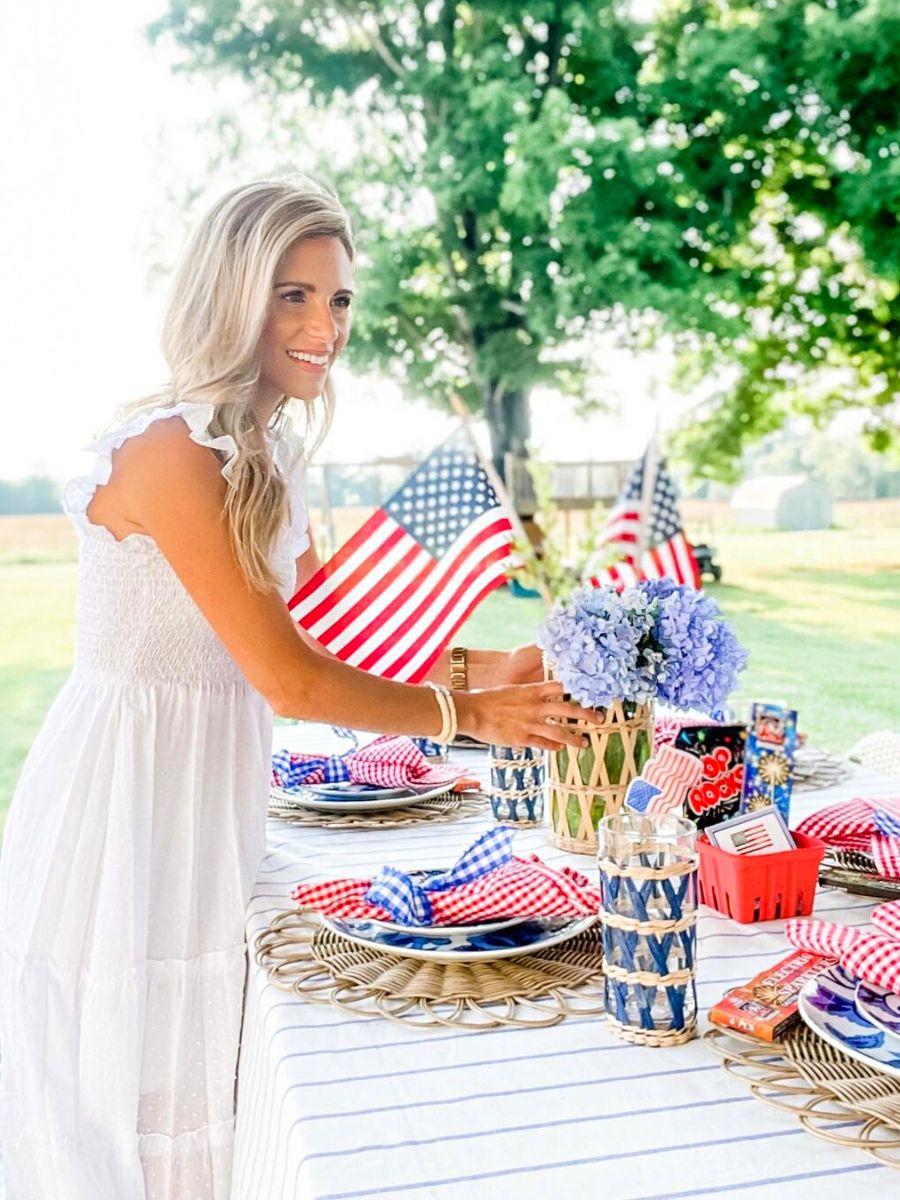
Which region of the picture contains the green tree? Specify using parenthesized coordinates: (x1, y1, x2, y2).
(653, 0, 900, 478)
(152, 1, 898, 480)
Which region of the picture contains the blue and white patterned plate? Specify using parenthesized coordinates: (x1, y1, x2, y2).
(856, 979, 900, 1041)
(280, 780, 462, 813)
(798, 964, 900, 1080)
(306, 783, 410, 800)
(321, 914, 597, 963)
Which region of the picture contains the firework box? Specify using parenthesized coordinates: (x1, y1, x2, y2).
(742, 703, 798, 823)
(674, 724, 748, 831)
(708, 949, 837, 1040)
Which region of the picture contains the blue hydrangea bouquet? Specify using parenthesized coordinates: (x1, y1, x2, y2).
(537, 579, 748, 853)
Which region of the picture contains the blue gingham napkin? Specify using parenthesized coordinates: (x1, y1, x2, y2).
(364, 826, 516, 925)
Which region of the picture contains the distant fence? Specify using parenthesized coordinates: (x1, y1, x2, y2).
(308, 456, 634, 557)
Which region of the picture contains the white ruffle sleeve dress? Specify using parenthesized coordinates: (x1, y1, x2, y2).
(0, 402, 309, 1199)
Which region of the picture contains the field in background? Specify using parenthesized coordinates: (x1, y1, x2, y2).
(2, 505, 899, 827)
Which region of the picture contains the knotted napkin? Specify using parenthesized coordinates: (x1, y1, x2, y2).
(272, 734, 473, 792)
(292, 826, 602, 926)
(786, 898, 900, 995)
(796, 795, 900, 879)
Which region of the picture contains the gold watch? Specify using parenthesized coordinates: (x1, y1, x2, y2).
(449, 646, 468, 691)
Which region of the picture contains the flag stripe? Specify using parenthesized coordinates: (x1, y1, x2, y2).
(377, 542, 513, 681)
(360, 520, 513, 676)
(341, 555, 438, 667)
(348, 512, 510, 672)
(302, 523, 410, 634)
(289, 510, 393, 616)
(307, 534, 426, 646)
(325, 549, 435, 660)
(402, 570, 511, 683)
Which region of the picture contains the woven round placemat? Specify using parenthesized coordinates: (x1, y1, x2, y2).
(256, 909, 605, 1030)
(705, 1023, 900, 1167)
(268, 788, 488, 829)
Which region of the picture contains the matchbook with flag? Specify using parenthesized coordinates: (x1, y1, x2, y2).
(289, 429, 516, 682)
(588, 447, 700, 590)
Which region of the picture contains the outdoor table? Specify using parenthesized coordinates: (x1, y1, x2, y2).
(232, 724, 900, 1200)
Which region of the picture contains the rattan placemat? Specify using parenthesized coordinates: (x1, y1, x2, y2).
(256, 910, 605, 1029)
(706, 1023, 900, 1167)
(268, 788, 487, 829)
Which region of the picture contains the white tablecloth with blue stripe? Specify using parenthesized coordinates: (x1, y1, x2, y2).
(233, 725, 900, 1200)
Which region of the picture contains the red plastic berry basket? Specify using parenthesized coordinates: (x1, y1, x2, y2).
(697, 832, 827, 923)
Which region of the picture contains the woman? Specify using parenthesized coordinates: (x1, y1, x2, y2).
(0, 178, 591, 1200)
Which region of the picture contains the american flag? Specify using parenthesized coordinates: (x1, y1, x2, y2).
(588, 449, 700, 589)
(288, 430, 515, 682)
(641, 745, 704, 813)
(731, 824, 774, 855)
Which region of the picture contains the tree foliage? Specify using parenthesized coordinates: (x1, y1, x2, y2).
(152, 1, 899, 479)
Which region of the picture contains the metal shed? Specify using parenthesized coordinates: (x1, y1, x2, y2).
(730, 474, 833, 530)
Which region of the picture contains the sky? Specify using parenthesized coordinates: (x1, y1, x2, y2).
(0, 2, 734, 484)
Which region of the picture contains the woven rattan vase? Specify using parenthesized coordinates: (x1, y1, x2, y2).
(547, 697, 653, 855)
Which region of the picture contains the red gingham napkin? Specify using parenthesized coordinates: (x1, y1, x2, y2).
(292, 856, 602, 922)
(349, 736, 474, 789)
(796, 796, 900, 876)
(872, 900, 900, 940)
(872, 837, 900, 881)
(786, 897, 900, 995)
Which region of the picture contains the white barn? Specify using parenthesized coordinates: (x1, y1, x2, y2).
(730, 474, 833, 530)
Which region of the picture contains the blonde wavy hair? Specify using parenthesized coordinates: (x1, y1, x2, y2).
(129, 177, 354, 590)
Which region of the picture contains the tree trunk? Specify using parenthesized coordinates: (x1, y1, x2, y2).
(484, 385, 531, 484)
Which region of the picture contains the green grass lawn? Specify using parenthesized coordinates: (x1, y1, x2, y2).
(2, 522, 899, 830)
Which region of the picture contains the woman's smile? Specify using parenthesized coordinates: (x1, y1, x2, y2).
(286, 348, 330, 373)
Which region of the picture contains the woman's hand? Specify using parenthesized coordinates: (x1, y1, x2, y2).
(455, 681, 594, 753)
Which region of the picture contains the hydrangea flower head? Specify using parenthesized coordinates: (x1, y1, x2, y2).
(537, 580, 747, 713)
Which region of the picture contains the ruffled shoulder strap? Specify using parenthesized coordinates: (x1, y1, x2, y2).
(63, 401, 238, 532)
(273, 418, 311, 560)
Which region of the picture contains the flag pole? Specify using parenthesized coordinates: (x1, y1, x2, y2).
(449, 395, 554, 609)
(635, 421, 660, 567)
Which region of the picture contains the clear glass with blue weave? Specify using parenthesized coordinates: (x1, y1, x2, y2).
(489, 744, 545, 825)
(597, 811, 699, 1043)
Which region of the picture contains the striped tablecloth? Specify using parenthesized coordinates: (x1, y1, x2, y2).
(233, 725, 900, 1200)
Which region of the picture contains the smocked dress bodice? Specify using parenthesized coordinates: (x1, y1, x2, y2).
(63, 400, 310, 687)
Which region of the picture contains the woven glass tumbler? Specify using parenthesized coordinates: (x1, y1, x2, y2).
(489, 744, 545, 825)
(411, 736, 448, 761)
(597, 810, 698, 1046)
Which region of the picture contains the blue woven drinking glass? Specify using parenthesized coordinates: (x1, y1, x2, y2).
(489, 744, 545, 825)
(597, 811, 698, 1045)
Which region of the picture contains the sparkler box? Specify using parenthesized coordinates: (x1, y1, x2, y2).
(742, 703, 798, 823)
(674, 724, 748, 831)
(708, 949, 837, 1040)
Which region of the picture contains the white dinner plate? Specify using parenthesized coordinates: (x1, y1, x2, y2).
(798, 964, 900, 1080)
(270, 780, 462, 814)
(320, 914, 598, 963)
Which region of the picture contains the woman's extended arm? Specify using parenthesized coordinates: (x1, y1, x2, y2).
(104, 419, 590, 751)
